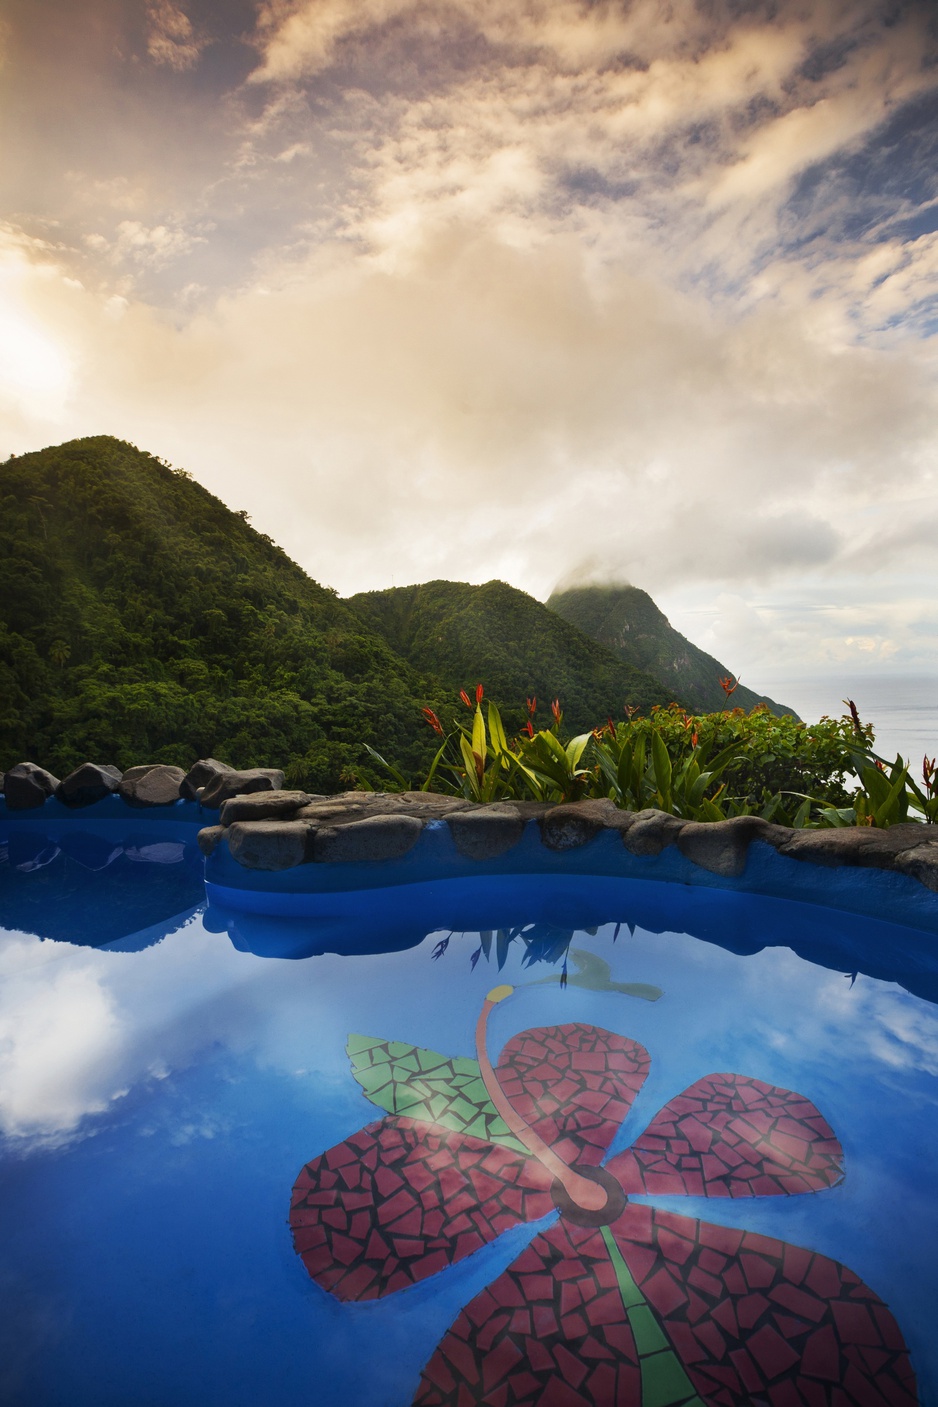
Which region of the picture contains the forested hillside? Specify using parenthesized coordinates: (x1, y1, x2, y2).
(347, 579, 675, 733)
(548, 584, 796, 717)
(0, 437, 443, 788)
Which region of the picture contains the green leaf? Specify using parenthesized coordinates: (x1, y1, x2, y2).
(347, 1033, 527, 1153)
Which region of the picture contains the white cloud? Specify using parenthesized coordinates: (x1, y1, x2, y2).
(145, 0, 205, 72)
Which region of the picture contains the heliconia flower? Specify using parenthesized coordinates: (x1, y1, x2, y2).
(719, 675, 739, 700)
(421, 706, 444, 736)
(691, 729, 699, 748)
(551, 698, 562, 724)
(289, 989, 918, 1407)
(526, 697, 537, 717)
(922, 756, 935, 793)
(459, 690, 473, 709)
(522, 720, 535, 738)
(476, 683, 484, 704)
(844, 699, 864, 737)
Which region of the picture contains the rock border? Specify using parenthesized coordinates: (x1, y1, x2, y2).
(196, 789, 938, 895)
(3, 762, 936, 895)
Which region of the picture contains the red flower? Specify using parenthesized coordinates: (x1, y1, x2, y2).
(719, 675, 739, 701)
(691, 729, 699, 748)
(420, 706, 444, 736)
(459, 690, 473, 709)
(290, 997, 916, 1406)
(550, 698, 562, 725)
(476, 683, 484, 704)
(526, 697, 537, 717)
(522, 720, 535, 738)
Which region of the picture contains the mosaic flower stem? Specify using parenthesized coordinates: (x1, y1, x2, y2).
(475, 984, 609, 1213)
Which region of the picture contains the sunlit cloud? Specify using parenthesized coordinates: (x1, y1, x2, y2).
(0, 0, 937, 679)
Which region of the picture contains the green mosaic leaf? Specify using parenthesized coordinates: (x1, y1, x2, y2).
(346, 1034, 527, 1154)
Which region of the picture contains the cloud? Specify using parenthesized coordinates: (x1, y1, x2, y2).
(145, 0, 205, 72)
(1, 0, 937, 680)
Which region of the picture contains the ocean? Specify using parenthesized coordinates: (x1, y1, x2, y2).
(757, 673, 938, 768)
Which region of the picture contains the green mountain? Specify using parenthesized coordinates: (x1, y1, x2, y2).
(0, 436, 443, 788)
(547, 584, 796, 718)
(346, 579, 675, 732)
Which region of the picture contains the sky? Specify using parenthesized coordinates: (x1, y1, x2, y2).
(1, 0, 937, 685)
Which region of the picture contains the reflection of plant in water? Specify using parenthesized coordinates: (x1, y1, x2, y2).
(430, 924, 662, 1002)
(291, 990, 918, 1406)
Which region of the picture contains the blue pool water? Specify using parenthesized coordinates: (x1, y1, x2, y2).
(1, 821, 937, 1406)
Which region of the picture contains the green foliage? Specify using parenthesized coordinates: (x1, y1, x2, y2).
(0, 437, 448, 787)
(348, 579, 675, 735)
(369, 691, 934, 829)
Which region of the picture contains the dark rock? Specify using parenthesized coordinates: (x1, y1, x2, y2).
(219, 790, 314, 826)
(179, 757, 235, 802)
(227, 820, 311, 870)
(777, 824, 930, 871)
(119, 764, 186, 808)
(677, 815, 790, 878)
(622, 808, 685, 857)
(198, 767, 285, 809)
(539, 798, 622, 851)
(896, 842, 938, 893)
(197, 825, 226, 857)
(296, 791, 471, 827)
(312, 813, 424, 864)
(3, 762, 60, 810)
(56, 762, 123, 808)
(447, 806, 525, 859)
(120, 764, 163, 783)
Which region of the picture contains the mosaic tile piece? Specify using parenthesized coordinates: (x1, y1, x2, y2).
(615, 1206, 917, 1407)
(413, 1204, 917, 1406)
(289, 1115, 554, 1300)
(608, 1072, 844, 1198)
(348, 1035, 529, 1155)
(495, 1022, 650, 1168)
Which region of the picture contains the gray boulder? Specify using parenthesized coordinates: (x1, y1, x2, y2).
(199, 768, 285, 809)
(896, 841, 938, 892)
(197, 825, 226, 857)
(677, 815, 789, 877)
(3, 762, 61, 810)
(120, 764, 164, 783)
(622, 808, 685, 857)
(119, 764, 186, 808)
(447, 805, 525, 860)
(311, 813, 424, 864)
(180, 757, 235, 803)
(219, 790, 314, 826)
(539, 799, 622, 851)
(226, 820, 311, 870)
(777, 823, 928, 871)
(56, 762, 123, 808)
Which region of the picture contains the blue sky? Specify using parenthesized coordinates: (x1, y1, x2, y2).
(1, 0, 937, 679)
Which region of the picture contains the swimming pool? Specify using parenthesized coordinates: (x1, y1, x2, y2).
(0, 817, 935, 1406)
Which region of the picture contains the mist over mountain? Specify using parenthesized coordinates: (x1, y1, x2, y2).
(547, 584, 796, 719)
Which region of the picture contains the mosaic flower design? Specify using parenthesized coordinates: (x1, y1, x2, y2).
(290, 988, 918, 1406)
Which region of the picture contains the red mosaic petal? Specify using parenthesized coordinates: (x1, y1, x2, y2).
(608, 1073, 844, 1198)
(412, 1220, 640, 1406)
(494, 1023, 650, 1167)
(289, 1116, 553, 1300)
(610, 1208, 918, 1405)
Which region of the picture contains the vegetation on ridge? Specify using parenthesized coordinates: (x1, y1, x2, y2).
(548, 583, 796, 717)
(0, 437, 444, 788)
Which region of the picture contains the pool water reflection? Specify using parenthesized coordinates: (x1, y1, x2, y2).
(0, 824, 936, 1405)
